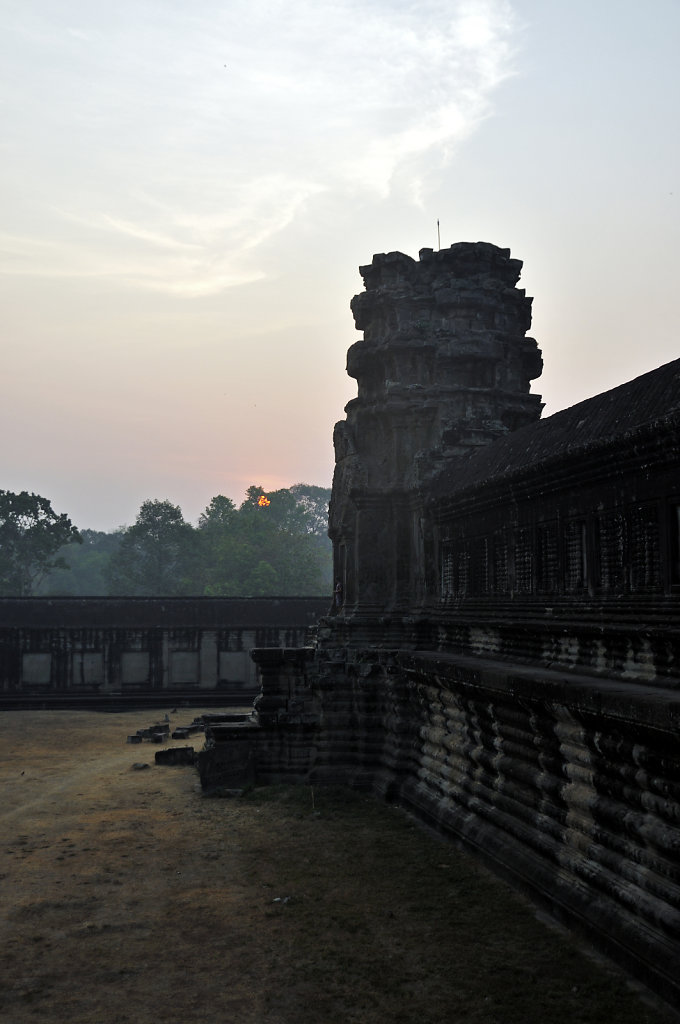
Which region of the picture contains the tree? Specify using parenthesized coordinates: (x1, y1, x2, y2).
(197, 495, 237, 531)
(106, 499, 196, 595)
(37, 529, 123, 596)
(0, 490, 81, 596)
(196, 485, 332, 597)
(289, 483, 331, 537)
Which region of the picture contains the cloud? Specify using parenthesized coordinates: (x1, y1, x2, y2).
(97, 217, 203, 252)
(0, 0, 518, 295)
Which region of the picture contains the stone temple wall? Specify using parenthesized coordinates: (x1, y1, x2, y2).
(0, 597, 328, 696)
(199, 244, 680, 1007)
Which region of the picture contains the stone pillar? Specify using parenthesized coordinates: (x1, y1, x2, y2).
(199, 629, 218, 689)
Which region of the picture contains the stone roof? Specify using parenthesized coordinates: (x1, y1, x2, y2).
(0, 596, 329, 628)
(432, 356, 680, 497)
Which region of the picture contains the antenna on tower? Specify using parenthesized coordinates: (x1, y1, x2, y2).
(437, 219, 441, 251)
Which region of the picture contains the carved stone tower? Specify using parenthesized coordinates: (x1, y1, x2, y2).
(329, 242, 543, 625)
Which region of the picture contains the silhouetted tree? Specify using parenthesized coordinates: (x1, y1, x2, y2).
(106, 499, 196, 595)
(197, 494, 237, 531)
(0, 490, 81, 595)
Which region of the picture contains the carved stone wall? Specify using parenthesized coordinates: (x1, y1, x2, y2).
(0, 597, 327, 696)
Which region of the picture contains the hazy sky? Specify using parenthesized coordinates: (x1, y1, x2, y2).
(1, 0, 678, 531)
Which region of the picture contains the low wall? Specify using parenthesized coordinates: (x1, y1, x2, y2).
(0, 597, 328, 695)
(199, 645, 680, 1007)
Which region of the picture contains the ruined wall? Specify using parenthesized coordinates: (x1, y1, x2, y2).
(0, 597, 327, 695)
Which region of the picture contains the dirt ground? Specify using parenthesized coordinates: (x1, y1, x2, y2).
(0, 709, 676, 1024)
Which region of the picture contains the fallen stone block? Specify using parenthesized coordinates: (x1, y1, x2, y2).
(171, 724, 204, 739)
(154, 746, 196, 766)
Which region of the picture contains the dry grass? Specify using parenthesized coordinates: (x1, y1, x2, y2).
(0, 709, 675, 1024)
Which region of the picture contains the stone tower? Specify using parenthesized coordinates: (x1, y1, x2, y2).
(329, 242, 543, 621)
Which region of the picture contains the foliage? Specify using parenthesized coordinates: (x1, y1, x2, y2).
(37, 529, 123, 596)
(289, 482, 333, 536)
(197, 484, 332, 596)
(33, 483, 332, 597)
(0, 490, 82, 596)
(197, 494, 237, 531)
(106, 499, 197, 596)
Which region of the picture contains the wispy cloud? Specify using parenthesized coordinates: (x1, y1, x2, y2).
(97, 217, 203, 252)
(0, 0, 518, 295)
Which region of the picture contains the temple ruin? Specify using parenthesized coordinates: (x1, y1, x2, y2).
(200, 242, 680, 1006)
(0, 597, 326, 705)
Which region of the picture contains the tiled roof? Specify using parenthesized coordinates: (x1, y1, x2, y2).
(433, 357, 680, 497)
(0, 597, 329, 628)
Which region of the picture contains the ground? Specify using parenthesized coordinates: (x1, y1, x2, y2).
(0, 709, 676, 1024)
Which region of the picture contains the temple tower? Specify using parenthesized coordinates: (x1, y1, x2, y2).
(329, 242, 543, 623)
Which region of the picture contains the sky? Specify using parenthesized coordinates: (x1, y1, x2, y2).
(1, 0, 678, 532)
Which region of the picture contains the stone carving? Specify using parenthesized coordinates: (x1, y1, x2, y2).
(343, 242, 542, 485)
(329, 243, 543, 620)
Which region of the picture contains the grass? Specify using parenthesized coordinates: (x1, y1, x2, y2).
(0, 711, 676, 1024)
(227, 784, 674, 1024)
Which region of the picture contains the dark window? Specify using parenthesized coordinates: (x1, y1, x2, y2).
(441, 541, 454, 598)
(595, 512, 626, 592)
(671, 505, 680, 586)
(441, 540, 469, 598)
(537, 524, 559, 593)
(630, 505, 661, 592)
(514, 528, 533, 593)
(170, 629, 198, 649)
(455, 547, 470, 596)
(565, 520, 588, 591)
(472, 538, 489, 594)
(493, 531, 509, 593)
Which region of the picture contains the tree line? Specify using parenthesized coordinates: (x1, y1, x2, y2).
(0, 485, 332, 597)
